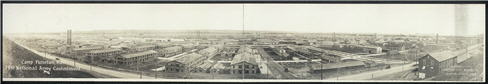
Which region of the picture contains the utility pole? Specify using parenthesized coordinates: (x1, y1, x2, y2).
(138, 61, 142, 79)
(188, 66, 192, 79)
(90, 63, 92, 71)
(415, 46, 419, 65)
(337, 67, 340, 80)
(267, 64, 269, 79)
(402, 54, 405, 71)
(154, 61, 157, 79)
(212, 69, 215, 79)
(241, 65, 245, 79)
(435, 33, 439, 44)
(336, 60, 341, 80)
(320, 62, 323, 80)
(73, 59, 76, 67)
(90, 56, 93, 71)
(371, 73, 374, 79)
(333, 32, 336, 42)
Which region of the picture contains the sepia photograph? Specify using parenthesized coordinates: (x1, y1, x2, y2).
(1, 2, 485, 82)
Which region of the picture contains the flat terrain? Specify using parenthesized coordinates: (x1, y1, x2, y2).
(2, 37, 96, 78)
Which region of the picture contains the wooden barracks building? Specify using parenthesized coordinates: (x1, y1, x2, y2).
(230, 46, 261, 74)
(117, 50, 158, 65)
(417, 50, 465, 79)
(230, 52, 261, 74)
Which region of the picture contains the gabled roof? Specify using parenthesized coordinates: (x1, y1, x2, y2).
(197, 61, 216, 69)
(426, 50, 464, 62)
(121, 50, 157, 58)
(175, 53, 205, 64)
(237, 46, 253, 53)
(198, 47, 218, 54)
(73, 46, 104, 51)
(230, 52, 259, 65)
(158, 59, 176, 64)
(87, 48, 122, 54)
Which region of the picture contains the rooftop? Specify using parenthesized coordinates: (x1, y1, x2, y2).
(87, 48, 122, 54)
(199, 47, 218, 54)
(427, 50, 465, 62)
(230, 52, 259, 65)
(197, 61, 216, 69)
(175, 53, 205, 64)
(73, 46, 104, 51)
(121, 50, 157, 58)
(237, 46, 253, 54)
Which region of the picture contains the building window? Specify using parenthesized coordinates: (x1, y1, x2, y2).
(422, 59, 426, 65)
(431, 61, 434, 65)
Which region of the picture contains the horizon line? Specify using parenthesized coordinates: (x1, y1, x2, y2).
(5, 29, 484, 37)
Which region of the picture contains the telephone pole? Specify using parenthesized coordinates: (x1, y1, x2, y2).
(320, 62, 323, 80)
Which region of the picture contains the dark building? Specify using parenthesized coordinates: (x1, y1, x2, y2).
(86, 48, 124, 64)
(117, 50, 158, 65)
(230, 46, 261, 74)
(160, 60, 185, 72)
(417, 51, 464, 79)
(174, 53, 207, 72)
(158, 53, 206, 73)
(157, 46, 183, 57)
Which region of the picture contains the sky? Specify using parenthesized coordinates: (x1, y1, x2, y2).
(2, 4, 485, 36)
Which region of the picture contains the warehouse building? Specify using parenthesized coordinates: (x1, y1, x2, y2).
(117, 50, 158, 65)
(174, 53, 207, 72)
(417, 50, 464, 79)
(230, 52, 261, 74)
(131, 44, 157, 52)
(158, 46, 183, 57)
(221, 47, 238, 57)
(73, 46, 105, 56)
(198, 46, 219, 57)
(86, 48, 125, 63)
(159, 60, 185, 73)
(86, 48, 124, 56)
(195, 61, 217, 73)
